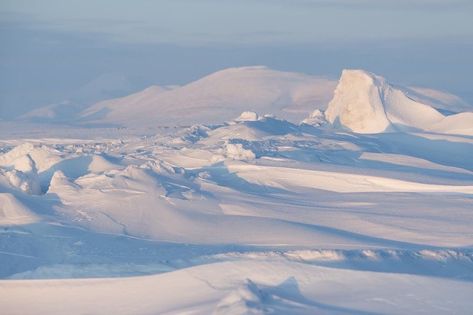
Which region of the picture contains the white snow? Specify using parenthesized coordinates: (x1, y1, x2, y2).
(4, 169, 41, 195)
(0, 142, 61, 172)
(2, 259, 473, 315)
(301, 109, 325, 126)
(0, 193, 39, 225)
(225, 143, 256, 161)
(235, 111, 260, 122)
(226, 162, 473, 194)
(323, 69, 473, 135)
(1, 67, 473, 314)
(80, 66, 337, 126)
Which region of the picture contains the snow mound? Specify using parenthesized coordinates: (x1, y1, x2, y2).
(4, 168, 41, 195)
(225, 143, 256, 161)
(0, 193, 39, 225)
(0, 143, 61, 172)
(0, 151, 42, 195)
(214, 279, 267, 315)
(325, 70, 405, 133)
(301, 109, 325, 126)
(324, 69, 473, 135)
(200, 116, 299, 148)
(41, 154, 121, 186)
(235, 111, 260, 122)
(430, 112, 473, 135)
(87, 155, 119, 173)
(47, 170, 80, 194)
(11, 154, 38, 174)
(406, 86, 473, 113)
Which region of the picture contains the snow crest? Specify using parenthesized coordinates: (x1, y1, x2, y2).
(324, 69, 473, 135)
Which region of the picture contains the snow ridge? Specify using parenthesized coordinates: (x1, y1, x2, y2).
(323, 69, 473, 135)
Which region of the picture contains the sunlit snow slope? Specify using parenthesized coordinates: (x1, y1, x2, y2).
(80, 66, 336, 126)
(323, 69, 473, 135)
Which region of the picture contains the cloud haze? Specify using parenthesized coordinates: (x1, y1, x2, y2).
(0, 0, 472, 118)
(2, 0, 472, 44)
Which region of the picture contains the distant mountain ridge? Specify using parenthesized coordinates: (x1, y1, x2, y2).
(21, 73, 137, 123)
(79, 66, 336, 126)
(22, 67, 472, 134)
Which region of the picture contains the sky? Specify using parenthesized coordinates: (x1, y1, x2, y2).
(1, 0, 473, 119)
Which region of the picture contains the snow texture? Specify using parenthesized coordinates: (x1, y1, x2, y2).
(1, 67, 473, 314)
(324, 69, 473, 135)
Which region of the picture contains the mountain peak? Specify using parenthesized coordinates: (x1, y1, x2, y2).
(325, 69, 391, 133)
(80, 67, 336, 126)
(323, 69, 473, 135)
(340, 69, 381, 80)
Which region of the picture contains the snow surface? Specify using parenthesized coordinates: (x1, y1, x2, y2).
(1, 68, 473, 314)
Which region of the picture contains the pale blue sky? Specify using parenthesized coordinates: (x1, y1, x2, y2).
(3, 0, 473, 44)
(1, 0, 472, 118)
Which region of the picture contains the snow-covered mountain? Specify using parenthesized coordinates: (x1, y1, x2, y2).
(22, 67, 472, 133)
(321, 69, 473, 135)
(21, 73, 136, 123)
(79, 66, 336, 126)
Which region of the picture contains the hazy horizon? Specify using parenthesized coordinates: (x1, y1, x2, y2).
(1, 0, 472, 119)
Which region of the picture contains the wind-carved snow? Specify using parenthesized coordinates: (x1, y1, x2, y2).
(301, 109, 325, 126)
(235, 111, 260, 122)
(225, 143, 256, 161)
(1, 69, 473, 314)
(0, 193, 39, 225)
(323, 69, 473, 135)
